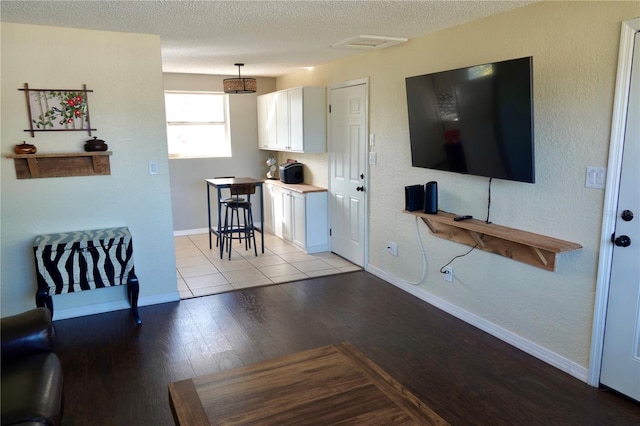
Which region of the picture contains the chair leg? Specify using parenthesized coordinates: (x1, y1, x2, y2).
(248, 206, 257, 256)
(241, 207, 246, 250)
(218, 204, 228, 249)
(219, 202, 257, 259)
(243, 208, 250, 250)
(221, 205, 229, 259)
(229, 207, 236, 259)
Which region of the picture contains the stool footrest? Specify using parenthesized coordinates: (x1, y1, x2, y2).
(220, 199, 257, 259)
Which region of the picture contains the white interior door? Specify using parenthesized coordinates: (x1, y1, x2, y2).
(329, 81, 367, 266)
(600, 32, 640, 402)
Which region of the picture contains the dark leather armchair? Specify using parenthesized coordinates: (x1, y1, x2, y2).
(1, 308, 64, 426)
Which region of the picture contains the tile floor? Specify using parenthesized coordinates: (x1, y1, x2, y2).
(175, 232, 361, 299)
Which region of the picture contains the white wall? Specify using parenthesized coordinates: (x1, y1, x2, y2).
(275, 1, 639, 371)
(163, 73, 276, 232)
(1, 23, 178, 318)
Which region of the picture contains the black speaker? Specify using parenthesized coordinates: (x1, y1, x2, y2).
(404, 185, 424, 211)
(424, 181, 438, 214)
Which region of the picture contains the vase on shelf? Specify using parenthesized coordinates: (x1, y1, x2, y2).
(84, 136, 108, 152)
(14, 142, 37, 154)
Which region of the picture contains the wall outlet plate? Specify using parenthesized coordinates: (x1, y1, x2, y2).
(387, 241, 397, 256)
(443, 266, 453, 283)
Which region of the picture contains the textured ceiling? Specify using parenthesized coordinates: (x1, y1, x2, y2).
(1, 1, 536, 77)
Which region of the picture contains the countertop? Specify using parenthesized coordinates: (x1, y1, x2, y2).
(264, 179, 327, 194)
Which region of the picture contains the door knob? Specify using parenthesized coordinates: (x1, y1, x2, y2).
(613, 235, 631, 247)
(621, 210, 634, 221)
(356, 186, 365, 192)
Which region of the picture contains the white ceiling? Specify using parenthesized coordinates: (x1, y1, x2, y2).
(0, 0, 536, 77)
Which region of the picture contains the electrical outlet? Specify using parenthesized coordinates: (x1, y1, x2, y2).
(387, 241, 398, 256)
(443, 266, 453, 283)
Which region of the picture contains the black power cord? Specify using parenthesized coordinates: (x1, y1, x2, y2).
(439, 243, 479, 274)
(438, 178, 492, 275)
(485, 177, 493, 224)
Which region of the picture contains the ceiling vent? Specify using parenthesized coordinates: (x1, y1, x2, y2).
(331, 35, 408, 50)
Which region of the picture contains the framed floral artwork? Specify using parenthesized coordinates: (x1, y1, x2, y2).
(20, 83, 96, 137)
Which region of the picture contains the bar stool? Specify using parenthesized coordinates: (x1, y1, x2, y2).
(221, 183, 257, 259)
(214, 176, 245, 248)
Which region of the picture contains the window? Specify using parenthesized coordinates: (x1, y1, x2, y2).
(165, 91, 231, 158)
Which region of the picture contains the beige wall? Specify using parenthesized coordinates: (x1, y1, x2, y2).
(1, 23, 178, 317)
(1, 1, 637, 373)
(275, 1, 639, 370)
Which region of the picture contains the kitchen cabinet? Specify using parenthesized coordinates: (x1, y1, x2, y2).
(264, 182, 286, 238)
(263, 181, 328, 253)
(257, 92, 278, 150)
(275, 91, 291, 150)
(290, 191, 306, 248)
(262, 180, 276, 234)
(257, 87, 326, 153)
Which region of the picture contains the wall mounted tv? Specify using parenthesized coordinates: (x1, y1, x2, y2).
(405, 56, 534, 183)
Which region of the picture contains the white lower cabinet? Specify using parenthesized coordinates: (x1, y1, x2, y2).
(290, 191, 306, 248)
(263, 182, 328, 253)
(263, 182, 280, 237)
(280, 188, 293, 242)
(262, 181, 275, 234)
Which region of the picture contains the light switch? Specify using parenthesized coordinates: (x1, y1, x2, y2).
(369, 152, 377, 165)
(585, 166, 606, 189)
(149, 160, 159, 175)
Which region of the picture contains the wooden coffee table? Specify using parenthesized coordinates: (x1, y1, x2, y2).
(168, 342, 448, 425)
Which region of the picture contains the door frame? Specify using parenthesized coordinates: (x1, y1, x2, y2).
(327, 77, 370, 268)
(589, 18, 640, 387)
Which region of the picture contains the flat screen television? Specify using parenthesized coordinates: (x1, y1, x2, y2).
(405, 56, 534, 183)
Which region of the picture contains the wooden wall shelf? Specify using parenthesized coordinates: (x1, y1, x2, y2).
(405, 210, 582, 271)
(5, 152, 111, 179)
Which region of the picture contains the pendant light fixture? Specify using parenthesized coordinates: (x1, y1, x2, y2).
(223, 63, 257, 94)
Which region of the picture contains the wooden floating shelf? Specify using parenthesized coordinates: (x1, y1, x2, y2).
(405, 210, 582, 272)
(5, 151, 112, 179)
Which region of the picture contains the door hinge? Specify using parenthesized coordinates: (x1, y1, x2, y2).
(329, 228, 332, 236)
(329, 105, 331, 113)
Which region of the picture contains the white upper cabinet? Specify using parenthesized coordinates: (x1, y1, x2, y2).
(257, 87, 326, 153)
(275, 91, 290, 150)
(257, 92, 277, 150)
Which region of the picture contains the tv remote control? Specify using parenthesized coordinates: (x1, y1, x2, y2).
(453, 215, 473, 221)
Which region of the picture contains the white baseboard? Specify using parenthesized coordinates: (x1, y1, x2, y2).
(174, 228, 208, 236)
(366, 264, 589, 383)
(52, 291, 181, 321)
